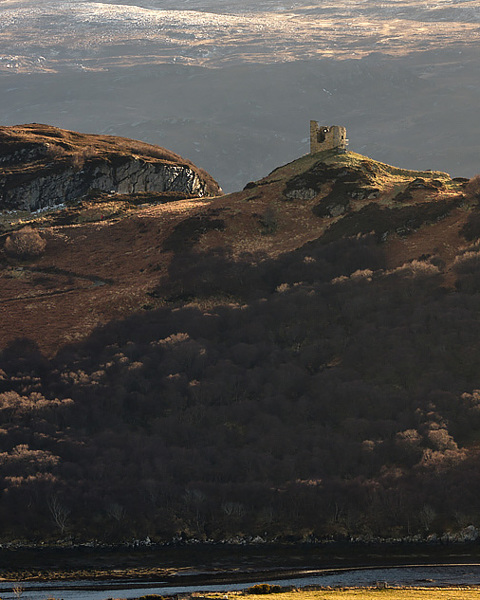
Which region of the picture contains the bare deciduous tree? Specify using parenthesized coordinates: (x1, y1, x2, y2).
(106, 502, 126, 522)
(48, 494, 70, 535)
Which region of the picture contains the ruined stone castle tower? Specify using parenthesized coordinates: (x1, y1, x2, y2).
(310, 121, 348, 154)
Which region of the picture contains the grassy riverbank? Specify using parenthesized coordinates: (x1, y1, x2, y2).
(248, 591, 480, 600)
(172, 589, 480, 600)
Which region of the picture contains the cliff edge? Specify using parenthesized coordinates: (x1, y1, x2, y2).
(0, 123, 221, 211)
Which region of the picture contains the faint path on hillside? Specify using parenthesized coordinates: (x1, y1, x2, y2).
(0, 266, 114, 303)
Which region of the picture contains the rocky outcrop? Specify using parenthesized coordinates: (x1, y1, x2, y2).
(0, 124, 221, 211)
(1, 158, 213, 211)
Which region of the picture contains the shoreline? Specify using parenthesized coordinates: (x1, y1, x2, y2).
(3, 560, 480, 586)
(2, 572, 480, 598)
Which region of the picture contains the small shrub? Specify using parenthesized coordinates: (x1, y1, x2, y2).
(45, 144, 68, 159)
(4, 226, 46, 258)
(465, 174, 480, 200)
(461, 210, 480, 240)
(453, 249, 480, 292)
(71, 146, 96, 171)
(260, 206, 278, 235)
(245, 584, 283, 594)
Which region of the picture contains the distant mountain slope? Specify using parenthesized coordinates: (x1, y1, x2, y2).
(2, 0, 478, 71)
(0, 124, 221, 211)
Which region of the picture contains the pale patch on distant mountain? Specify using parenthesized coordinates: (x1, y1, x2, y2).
(0, 0, 479, 72)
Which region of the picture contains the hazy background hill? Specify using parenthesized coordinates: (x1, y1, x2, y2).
(0, 0, 479, 191)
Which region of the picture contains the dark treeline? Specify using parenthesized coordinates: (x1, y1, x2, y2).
(3, 230, 480, 542)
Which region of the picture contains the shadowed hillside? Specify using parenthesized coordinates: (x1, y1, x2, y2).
(2, 144, 480, 543)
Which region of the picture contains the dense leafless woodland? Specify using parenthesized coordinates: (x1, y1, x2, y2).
(3, 219, 480, 542)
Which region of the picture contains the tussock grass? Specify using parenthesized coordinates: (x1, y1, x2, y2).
(215, 589, 480, 600)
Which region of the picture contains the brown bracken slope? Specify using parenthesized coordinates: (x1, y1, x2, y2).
(0, 146, 474, 356)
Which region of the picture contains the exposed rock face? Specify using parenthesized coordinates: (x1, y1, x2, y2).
(0, 124, 221, 211)
(284, 159, 379, 217)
